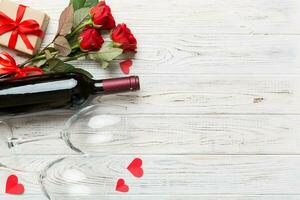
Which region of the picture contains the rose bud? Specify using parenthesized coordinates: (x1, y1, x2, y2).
(79, 25, 104, 52)
(111, 24, 137, 52)
(90, 1, 116, 30)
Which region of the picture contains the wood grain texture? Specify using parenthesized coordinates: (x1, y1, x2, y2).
(1, 195, 300, 200)
(44, 155, 300, 195)
(14, 0, 300, 35)
(1, 155, 300, 196)
(80, 34, 300, 75)
(0, 0, 300, 199)
(98, 75, 300, 114)
(11, 0, 300, 75)
(2, 114, 300, 155)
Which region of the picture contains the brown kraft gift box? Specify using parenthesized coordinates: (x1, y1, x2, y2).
(0, 0, 50, 55)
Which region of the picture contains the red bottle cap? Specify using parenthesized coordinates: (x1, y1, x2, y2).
(103, 76, 140, 94)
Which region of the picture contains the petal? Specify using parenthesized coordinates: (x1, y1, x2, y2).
(120, 59, 133, 74)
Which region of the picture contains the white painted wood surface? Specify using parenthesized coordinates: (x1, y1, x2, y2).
(1, 0, 300, 199)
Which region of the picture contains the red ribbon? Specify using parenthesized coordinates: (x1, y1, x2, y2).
(0, 5, 44, 50)
(0, 52, 43, 79)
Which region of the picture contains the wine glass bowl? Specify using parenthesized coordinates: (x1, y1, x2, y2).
(62, 105, 131, 155)
(40, 156, 118, 199)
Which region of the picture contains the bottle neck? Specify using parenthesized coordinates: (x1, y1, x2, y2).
(91, 76, 140, 95)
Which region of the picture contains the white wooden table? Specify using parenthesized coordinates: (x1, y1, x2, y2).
(1, 0, 300, 199)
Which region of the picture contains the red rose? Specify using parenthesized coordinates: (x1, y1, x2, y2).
(111, 24, 137, 52)
(79, 25, 104, 52)
(90, 1, 116, 30)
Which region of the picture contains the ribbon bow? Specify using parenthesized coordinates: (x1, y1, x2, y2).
(0, 5, 44, 50)
(0, 52, 43, 79)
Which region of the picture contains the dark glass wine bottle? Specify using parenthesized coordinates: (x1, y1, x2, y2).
(0, 72, 140, 114)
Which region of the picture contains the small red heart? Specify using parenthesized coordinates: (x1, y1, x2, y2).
(120, 59, 133, 74)
(115, 178, 129, 193)
(127, 158, 144, 178)
(6, 175, 25, 195)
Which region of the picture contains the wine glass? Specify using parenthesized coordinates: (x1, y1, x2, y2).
(40, 155, 130, 199)
(0, 104, 131, 166)
(40, 155, 206, 199)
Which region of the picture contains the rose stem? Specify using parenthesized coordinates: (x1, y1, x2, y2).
(62, 53, 87, 62)
(18, 52, 58, 68)
(67, 19, 93, 39)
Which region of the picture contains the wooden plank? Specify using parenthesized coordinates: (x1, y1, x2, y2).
(106, 0, 300, 34)
(1, 155, 299, 195)
(3, 114, 300, 155)
(0, 196, 48, 200)
(98, 75, 300, 114)
(13, 0, 300, 35)
(74, 34, 300, 75)
(1, 195, 300, 200)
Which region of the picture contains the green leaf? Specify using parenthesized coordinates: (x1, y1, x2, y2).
(71, 0, 86, 10)
(44, 50, 53, 60)
(73, 7, 91, 27)
(46, 58, 60, 68)
(98, 60, 109, 68)
(67, 32, 80, 48)
(44, 58, 93, 77)
(0, 73, 12, 79)
(55, 64, 75, 72)
(70, 68, 93, 78)
(41, 66, 50, 72)
(84, 0, 98, 8)
(43, 47, 57, 53)
(88, 46, 122, 68)
(102, 41, 114, 48)
(54, 36, 72, 56)
(99, 47, 123, 61)
(88, 46, 123, 65)
(47, 58, 75, 73)
(57, 5, 74, 36)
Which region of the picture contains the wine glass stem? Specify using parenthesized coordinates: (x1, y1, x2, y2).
(8, 135, 62, 148)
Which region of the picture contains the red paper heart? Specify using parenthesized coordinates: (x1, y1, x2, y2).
(5, 175, 25, 195)
(127, 158, 144, 178)
(120, 59, 133, 74)
(116, 178, 129, 193)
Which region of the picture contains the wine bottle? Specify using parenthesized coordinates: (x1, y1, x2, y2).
(0, 72, 140, 114)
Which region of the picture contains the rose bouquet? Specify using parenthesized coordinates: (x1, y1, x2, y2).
(0, 0, 137, 79)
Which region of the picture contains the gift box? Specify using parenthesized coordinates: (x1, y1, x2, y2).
(0, 0, 49, 55)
